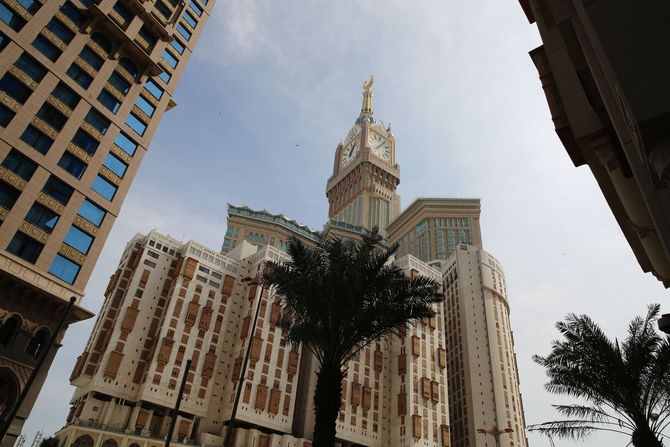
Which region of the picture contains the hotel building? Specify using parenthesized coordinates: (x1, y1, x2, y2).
(0, 0, 215, 439)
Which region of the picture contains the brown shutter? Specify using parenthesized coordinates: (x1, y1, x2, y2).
(104, 351, 124, 378)
(374, 350, 383, 373)
(183, 258, 198, 280)
(397, 393, 407, 415)
(351, 383, 361, 406)
(438, 348, 446, 369)
(199, 306, 213, 330)
(258, 435, 270, 447)
(268, 388, 281, 414)
(240, 316, 250, 338)
(136, 410, 149, 428)
(232, 357, 242, 381)
(132, 361, 146, 384)
(398, 353, 407, 375)
(202, 352, 216, 378)
(247, 285, 258, 300)
(178, 420, 190, 437)
(441, 425, 450, 446)
(270, 302, 281, 326)
(255, 385, 268, 410)
(412, 414, 422, 439)
(185, 302, 200, 325)
(158, 338, 174, 364)
(250, 337, 262, 362)
(412, 335, 421, 356)
(222, 275, 235, 296)
(287, 350, 299, 375)
(431, 380, 440, 402)
(70, 352, 88, 381)
(121, 307, 139, 332)
(138, 269, 150, 288)
(362, 386, 371, 410)
(421, 377, 431, 399)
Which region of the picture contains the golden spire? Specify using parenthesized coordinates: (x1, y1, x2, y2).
(361, 75, 375, 115)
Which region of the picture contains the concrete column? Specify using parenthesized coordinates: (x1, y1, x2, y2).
(126, 404, 141, 432)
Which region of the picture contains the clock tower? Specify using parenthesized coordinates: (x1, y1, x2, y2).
(326, 76, 401, 235)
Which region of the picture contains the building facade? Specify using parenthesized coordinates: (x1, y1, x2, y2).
(0, 0, 215, 439)
(519, 0, 670, 287)
(442, 245, 527, 447)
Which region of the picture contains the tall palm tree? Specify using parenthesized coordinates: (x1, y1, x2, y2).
(262, 228, 443, 447)
(531, 304, 670, 447)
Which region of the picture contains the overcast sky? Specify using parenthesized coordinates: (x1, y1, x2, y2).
(22, 1, 668, 446)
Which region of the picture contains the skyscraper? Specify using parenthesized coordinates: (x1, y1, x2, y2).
(0, 0, 215, 439)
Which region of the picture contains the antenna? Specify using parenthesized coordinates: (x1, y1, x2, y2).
(30, 431, 43, 447)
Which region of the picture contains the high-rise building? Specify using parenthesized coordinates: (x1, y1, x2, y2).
(442, 245, 527, 447)
(518, 0, 670, 287)
(0, 0, 215, 439)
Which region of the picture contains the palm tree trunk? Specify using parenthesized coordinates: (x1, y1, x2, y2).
(312, 364, 344, 447)
(632, 425, 663, 447)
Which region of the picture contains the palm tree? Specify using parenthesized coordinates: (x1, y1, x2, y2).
(262, 228, 443, 447)
(531, 304, 670, 447)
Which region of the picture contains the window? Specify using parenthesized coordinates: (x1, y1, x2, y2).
(32, 35, 61, 61)
(64, 226, 93, 254)
(135, 95, 155, 117)
(79, 46, 104, 70)
(25, 329, 49, 358)
(51, 82, 79, 108)
(0, 29, 9, 51)
(92, 175, 117, 200)
(138, 27, 157, 50)
(0, 75, 32, 103)
(114, 132, 137, 156)
(48, 254, 80, 284)
(0, 1, 26, 31)
(0, 104, 13, 127)
(0, 183, 20, 209)
(25, 203, 59, 232)
(170, 38, 185, 55)
(154, 0, 170, 19)
(108, 72, 130, 94)
(97, 89, 121, 113)
(125, 113, 146, 136)
(162, 49, 178, 69)
(7, 232, 43, 263)
(36, 104, 67, 130)
(119, 58, 139, 81)
(66, 64, 93, 88)
(16, 0, 39, 14)
(144, 80, 163, 99)
(84, 109, 110, 134)
(72, 129, 99, 155)
(78, 199, 105, 226)
(20, 126, 53, 154)
(182, 10, 197, 28)
(176, 23, 191, 40)
(188, 1, 202, 16)
(103, 153, 127, 177)
(2, 150, 37, 180)
(158, 71, 171, 84)
(112, 1, 133, 25)
(46, 19, 74, 43)
(14, 54, 47, 82)
(91, 32, 112, 54)
(59, 1, 85, 28)
(58, 152, 87, 179)
(42, 176, 73, 204)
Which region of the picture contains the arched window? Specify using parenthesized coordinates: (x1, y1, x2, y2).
(101, 439, 118, 447)
(0, 316, 21, 346)
(25, 328, 50, 359)
(0, 369, 19, 419)
(73, 435, 94, 447)
(119, 58, 139, 81)
(91, 32, 113, 54)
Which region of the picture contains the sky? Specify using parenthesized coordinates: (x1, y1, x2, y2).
(20, 1, 669, 446)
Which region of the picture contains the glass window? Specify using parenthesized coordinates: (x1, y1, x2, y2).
(36, 104, 67, 130)
(16, 0, 39, 13)
(42, 175, 73, 204)
(84, 109, 110, 134)
(0, 1, 26, 31)
(78, 199, 105, 226)
(158, 71, 171, 84)
(20, 125, 53, 154)
(48, 254, 80, 284)
(0, 183, 20, 209)
(51, 82, 79, 108)
(59, 1, 85, 28)
(162, 49, 178, 69)
(138, 27, 157, 50)
(119, 58, 139, 81)
(0, 104, 14, 127)
(25, 203, 59, 232)
(58, 152, 87, 179)
(7, 232, 43, 263)
(2, 150, 37, 180)
(91, 32, 112, 54)
(114, 131, 137, 156)
(154, 0, 170, 19)
(0, 29, 9, 51)
(0, 75, 32, 103)
(103, 152, 127, 177)
(15, 54, 47, 82)
(112, 1, 133, 23)
(92, 175, 117, 200)
(188, 1, 202, 16)
(182, 10, 197, 28)
(64, 226, 93, 254)
(66, 64, 93, 88)
(72, 129, 98, 155)
(97, 89, 120, 113)
(108, 71, 130, 94)
(32, 36, 61, 61)
(47, 19, 74, 43)
(170, 38, 185, 55)
(176, 23, 191, 40)
(125, 113, 146, 136)
(144, 80, 163, 99)
(79, 46, 104, 70)
(135, 95, 155, 117)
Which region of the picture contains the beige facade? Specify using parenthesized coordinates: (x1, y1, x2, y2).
(519, 0, 670, 287)
(442, 245, 527, 447)
(0, 0, 215, 439)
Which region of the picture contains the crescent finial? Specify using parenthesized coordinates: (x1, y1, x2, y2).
(363, 75, 375, 93)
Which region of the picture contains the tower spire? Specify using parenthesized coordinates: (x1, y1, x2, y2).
(361, 75, 375, 117)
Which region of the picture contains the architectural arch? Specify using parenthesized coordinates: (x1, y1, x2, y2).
(0, 368, 19, 419)
(72, 435, 94, 447)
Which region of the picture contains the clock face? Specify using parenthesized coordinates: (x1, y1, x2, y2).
(341, 139, 360, 167)
(369, 133, 391, 161)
